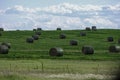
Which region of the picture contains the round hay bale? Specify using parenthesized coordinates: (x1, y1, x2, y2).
(80, 32, 86, 36)
(82, 45, 94, 55)
(0, 32, 2, 36)
(16, 29, 20, 31)
(0, 28, 4, 31)
(35, 31, 41, 35)
(26, 37, 34, 43)
(59, 34, 66, 39)
(70, 40, 78, 46)
(92, 26, 97, 31)
(32, 35, 39, 40)
(0, 45, 9, 54)
(49, 47, 63, 57)
(107, 37, 114, 42)
(37, 28, 42, 31)
(57, 28, 61, 31)
(1, 42, 11, 49)
(33, 29, 37, 31)
(109, 45, 120, 53)
(85, 27, 91, 31)
(118, 39, 120, 44)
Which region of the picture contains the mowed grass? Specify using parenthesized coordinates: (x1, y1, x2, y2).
(0, 29, 120, 60)
(0, 29, 120, 80)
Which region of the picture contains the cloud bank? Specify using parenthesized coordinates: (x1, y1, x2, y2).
(0, 3, 120, 30)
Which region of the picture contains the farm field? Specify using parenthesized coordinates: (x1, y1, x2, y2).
(0, 59, 119, 80)
(0, 29, 120, 80)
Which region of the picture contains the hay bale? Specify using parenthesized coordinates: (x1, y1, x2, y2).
(0, 32, 2, 36)
(85, 27, 91, 31)
(70, 40, 78, 46)
(26, 37, 34, 43)
(16, 29, 20, 31)
(118, 39, 120, 44)
(0, 45, 9, 54)
(37, 28, 42, 31)
(0, 28, 4, 31)
(1, 42, 11, 49)
(80, 32, 86, 36)
(59, 34, 66, 39)
(57, 28, 61, 31)
(82, 45, 94, 54)
(107, 37, 114, 42)
(109, 45, 120, 53)
(32, 35, 39, 40)
(92, 26, 97, 31)
(35, 31, 41, 35)
(33, 29, 36, 31)
(49, 47, 63, 57)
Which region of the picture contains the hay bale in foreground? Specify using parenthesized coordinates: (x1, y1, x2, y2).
(0, 45, 9, 54)
(92, 26, 97, 31)
(59, 34, 66, 39)
(1, 42, 11, 49)
(70, 40, 78, 46)
(107, 37, 114, 42)
(26, 37, 34, 43)
(32, 35, 39, 40)
(49, 47, 63, 57)
(82, 45, 94, 55)
(109, 45, 120, 53)
(80, 32, 86, 36)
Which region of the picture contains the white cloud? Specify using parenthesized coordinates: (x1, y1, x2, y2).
(84, 16, 118, 29)
(0, 3, 120, 30)
(4, 5, 36, 14)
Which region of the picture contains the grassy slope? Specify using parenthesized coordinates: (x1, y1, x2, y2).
(0, 29, 120, 60)
(0, 29, 120, 80)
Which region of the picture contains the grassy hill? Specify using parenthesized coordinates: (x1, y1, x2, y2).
(0, 29, 120, 80)
(0, 29, 120, 60)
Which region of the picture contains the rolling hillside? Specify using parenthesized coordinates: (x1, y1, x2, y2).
(0, 29, 120, 60)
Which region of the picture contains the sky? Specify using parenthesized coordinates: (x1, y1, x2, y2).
(0, 0, 120, 30)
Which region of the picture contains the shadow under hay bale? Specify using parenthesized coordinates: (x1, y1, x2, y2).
(80, 32, 86, 36)
(82, 45, 94, 55)
(59, 34, 66, 39)
(70, 40, 78, 46)
(35, 31, 41, 35)
(26, 37, 34, 43)
(92, 26, 97, 31)
(109, 45, 120, 53)
(107, 37, 114, 42)
(0, 28, 4, 31)
(85, 27, 91, 31)
(1, 42, 11, 49)
(32, 35, 39, 40)
(0, 45, 9, 54)
(49, 47, 63, 57)
(57, 28, 61, 31)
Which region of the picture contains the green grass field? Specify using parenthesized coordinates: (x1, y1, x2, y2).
(0, 29, 120, 80)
